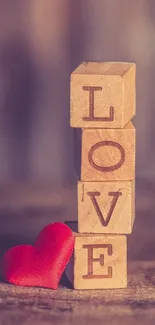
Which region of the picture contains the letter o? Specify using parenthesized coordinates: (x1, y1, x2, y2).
(88, 141, 125, 172)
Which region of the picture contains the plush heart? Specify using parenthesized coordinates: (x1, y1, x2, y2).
(2, 222, 74, 289)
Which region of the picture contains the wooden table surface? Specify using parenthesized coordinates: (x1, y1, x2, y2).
(0, 178, 154, 325)
(0, 261, 154, 325)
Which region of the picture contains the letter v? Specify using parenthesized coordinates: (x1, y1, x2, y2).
(87, 191, 122, 227)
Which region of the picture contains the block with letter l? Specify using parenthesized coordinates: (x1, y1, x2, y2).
(65, 222, 127, 289)
(70, 61, 136, 129)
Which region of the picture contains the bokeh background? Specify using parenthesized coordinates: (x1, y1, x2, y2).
(0, 0, 154, 260)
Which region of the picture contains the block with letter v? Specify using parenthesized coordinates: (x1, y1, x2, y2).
(78, 180, 135, 234)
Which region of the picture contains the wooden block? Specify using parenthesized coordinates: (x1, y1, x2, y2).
(70, 61, 136, 129)
(80, 122, 135, 181)
(78, 180, 135, 234)
(65, 222, 127, 289)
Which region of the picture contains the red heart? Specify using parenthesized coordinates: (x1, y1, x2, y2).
(2, 222, 74, 289)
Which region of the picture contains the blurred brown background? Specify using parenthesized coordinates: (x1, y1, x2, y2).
(0, 0, 154, 260)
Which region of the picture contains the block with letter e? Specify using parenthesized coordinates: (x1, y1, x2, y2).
(65, 222, 127, 289)
(70, 61, 136, 129)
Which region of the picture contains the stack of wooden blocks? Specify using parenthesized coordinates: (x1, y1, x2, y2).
(66, 61, 136, 289)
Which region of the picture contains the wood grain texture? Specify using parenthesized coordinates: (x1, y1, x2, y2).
(78, 180, 135, 234)
(80, 122, 135, 181)
(65, 222, 127, 289)
(70, 61, 136, 129)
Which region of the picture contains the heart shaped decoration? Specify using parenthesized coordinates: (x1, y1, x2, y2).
(2, 222, 74, 289)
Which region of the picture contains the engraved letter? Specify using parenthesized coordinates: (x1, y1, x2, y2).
(82, 86, 114, 122)
(87, 191, 122, 226)
(83, 244, 112, 279)
(88, 141, 125, 172)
